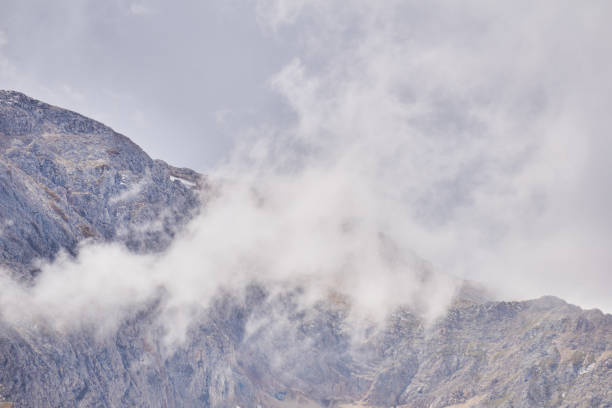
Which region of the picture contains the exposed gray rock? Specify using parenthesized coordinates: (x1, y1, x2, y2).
(0, 288, 609, 408)
(0, 90, 202, 279)
(0, 91, 609, 407)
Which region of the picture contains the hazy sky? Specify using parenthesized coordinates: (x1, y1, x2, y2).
(0, 0, 297, 170)
(1, 0, 611, 316)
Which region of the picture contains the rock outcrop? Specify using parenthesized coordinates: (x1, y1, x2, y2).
(0, 90, 202, 279)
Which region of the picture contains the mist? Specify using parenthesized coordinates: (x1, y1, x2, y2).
(1, 0, 611, 344)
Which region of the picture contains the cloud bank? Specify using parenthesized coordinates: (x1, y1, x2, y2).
(254, 0, 612, 312)
(0, 1, 611, 342)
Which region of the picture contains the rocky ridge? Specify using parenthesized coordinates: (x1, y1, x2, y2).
(0, 91, 609, 408)
(0, 90, 202, 278)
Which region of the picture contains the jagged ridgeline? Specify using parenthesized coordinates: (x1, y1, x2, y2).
(0, 91, 610, 407)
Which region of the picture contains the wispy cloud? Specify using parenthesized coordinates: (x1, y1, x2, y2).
(254, 0, 612, 311)
(0, 0, 611, 348)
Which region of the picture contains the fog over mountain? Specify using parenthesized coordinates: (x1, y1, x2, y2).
(0, 1, 611, 407)
(2, 1, 612, 313)
(0, 89, 610, 408)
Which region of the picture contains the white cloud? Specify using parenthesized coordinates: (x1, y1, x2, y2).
(1, 0, 611, 347)
(254, 0, 612, 312)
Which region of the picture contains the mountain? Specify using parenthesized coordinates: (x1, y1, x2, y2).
(0, 90, 202, 279)
(0, 91, 610, 408)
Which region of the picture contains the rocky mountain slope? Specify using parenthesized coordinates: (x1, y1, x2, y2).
(0, 91, 610, 407)
(0, 90, 202, 279)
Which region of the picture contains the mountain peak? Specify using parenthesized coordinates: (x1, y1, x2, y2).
(0, 91, 202, 278)
(0, 89, 111, 140)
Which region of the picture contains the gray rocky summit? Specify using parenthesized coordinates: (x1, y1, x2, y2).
(0, 90, 202, 278)
(0, 91, 610, 407)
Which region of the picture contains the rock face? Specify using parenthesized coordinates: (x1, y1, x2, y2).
(0, 91, 610, 407)
(0, 90, 202, 279)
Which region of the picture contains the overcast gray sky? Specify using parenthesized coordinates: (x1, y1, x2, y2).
(1, 0, 612, 314)
(0, 0, 299, 170)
